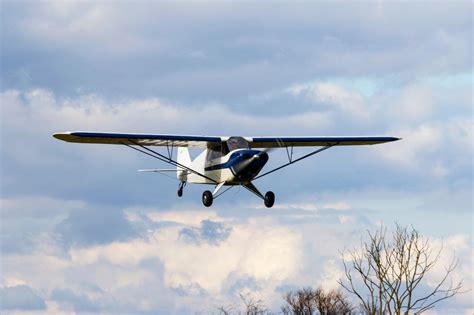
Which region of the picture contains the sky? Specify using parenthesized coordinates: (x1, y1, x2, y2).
(0, 1, 473, 314)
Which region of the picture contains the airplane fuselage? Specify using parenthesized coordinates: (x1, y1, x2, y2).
(183, 148, 269, 185)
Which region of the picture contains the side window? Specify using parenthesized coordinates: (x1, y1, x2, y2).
(221, 144, 230, 155)
(207, 144, 223, 161)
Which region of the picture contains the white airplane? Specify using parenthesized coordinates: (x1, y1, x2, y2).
(53, 132, 400, 208)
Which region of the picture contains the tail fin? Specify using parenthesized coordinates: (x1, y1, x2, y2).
(177, 147, 191, 180)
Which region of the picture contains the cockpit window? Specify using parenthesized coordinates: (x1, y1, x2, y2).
(227, 137, 249, 151)
(207, 144, 223, 161)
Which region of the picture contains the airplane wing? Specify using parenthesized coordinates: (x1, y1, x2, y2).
(53, 131, 223, 148)
(248, 136, 400, 148)
(54, 132, 400, 148)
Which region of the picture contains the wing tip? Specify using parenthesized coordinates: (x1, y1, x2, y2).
(52, 132, 69, 141)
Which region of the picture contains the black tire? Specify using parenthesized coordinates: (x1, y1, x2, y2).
(264, 191, 275, 208)
(177, 189, 183, 197)
(202, 190, 213, 207)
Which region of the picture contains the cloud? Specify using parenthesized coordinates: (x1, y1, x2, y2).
(288, 81, 371, 122)
(2, 85, 470, 203)
(1, 196, 86, 220)
(0, 196, 86, 254)
(388, 84, 436, 123)
(2, 2, 471, 100)
(55, 207, 137, 248)
(427, 234, 473, 307)
(49, 285, 120, 313)
(179, 219, 232, 246)
(377, 119, 472, 180)
(0, 285, 46, 311)
(1, 200, 472, 313)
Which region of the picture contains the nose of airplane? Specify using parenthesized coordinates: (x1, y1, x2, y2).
(232, 150, 269, 180)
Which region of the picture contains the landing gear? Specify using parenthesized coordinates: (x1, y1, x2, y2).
(202, 190, 213, 207)
(177, 181, 186, 197)
(241, 182, 275, 208)
(264, 191, 275, 208)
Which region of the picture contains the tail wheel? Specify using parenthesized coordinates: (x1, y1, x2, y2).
(202, 190, 213, 207)
(177, 181, 186, 197)
(264, 191, 275, 208)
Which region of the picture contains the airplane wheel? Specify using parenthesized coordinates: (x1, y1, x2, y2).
(202, 190, 213, 207)
(177, 188, 183, 197)
(264, 191, 275, 208)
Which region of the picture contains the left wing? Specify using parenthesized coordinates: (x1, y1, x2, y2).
(248, 136, 400, 148)
(53, 131, 223, 148)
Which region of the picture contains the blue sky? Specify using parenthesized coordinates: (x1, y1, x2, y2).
(1, 1, 472, 314)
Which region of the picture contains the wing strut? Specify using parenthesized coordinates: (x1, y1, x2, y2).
(253, 143, 338, 180)
(121, 140, 218, 184)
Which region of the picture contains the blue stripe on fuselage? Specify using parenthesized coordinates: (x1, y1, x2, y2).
(204, 150, 261, 172)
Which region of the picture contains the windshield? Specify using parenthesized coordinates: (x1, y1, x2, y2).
(226, 137, 249, 151)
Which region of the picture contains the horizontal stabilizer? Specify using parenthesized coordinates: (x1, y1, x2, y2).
(138, 168, 187, 173)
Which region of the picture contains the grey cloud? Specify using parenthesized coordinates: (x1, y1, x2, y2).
(50, 288, 108, 313)
(0, 285, 46, 311)
(55, 207, 136, 248)
(179, 219, 232, 246)
(223, 274, 261, 296)
(1, 2, 471, 103)
(0, 233, 36, 254)
(171, 282, 207, 297)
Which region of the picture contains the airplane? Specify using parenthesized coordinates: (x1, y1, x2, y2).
(53, 132, 400, 208)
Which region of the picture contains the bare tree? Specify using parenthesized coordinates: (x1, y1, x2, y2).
(282, 286, 353, 315)
(282, 287, 316, 314)
(314, 287, 353, 315)
(215, 304, 237, 315)
(339, 224, 463, 314)
(239, 292, 269, 315)
(214, 293, 268, 315)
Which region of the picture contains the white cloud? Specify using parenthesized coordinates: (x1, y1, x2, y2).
(378, 119, 472, 178)
(68, 215, 302, 299)
(257, 201, 351, 212)
(287, 81, 371, 122)
(1, 89, 333, 141)
(1, 200, 472, 313)
(427, 235, 473, 295)
(146, 210, 220, 226)
(379, 124, 441, 166)
(317, 259, 345, 290)
(389, 84, 435, 123)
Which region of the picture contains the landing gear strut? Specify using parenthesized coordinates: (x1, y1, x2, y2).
(202, 190, 213, 207)
(177, 181, 186, 197)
